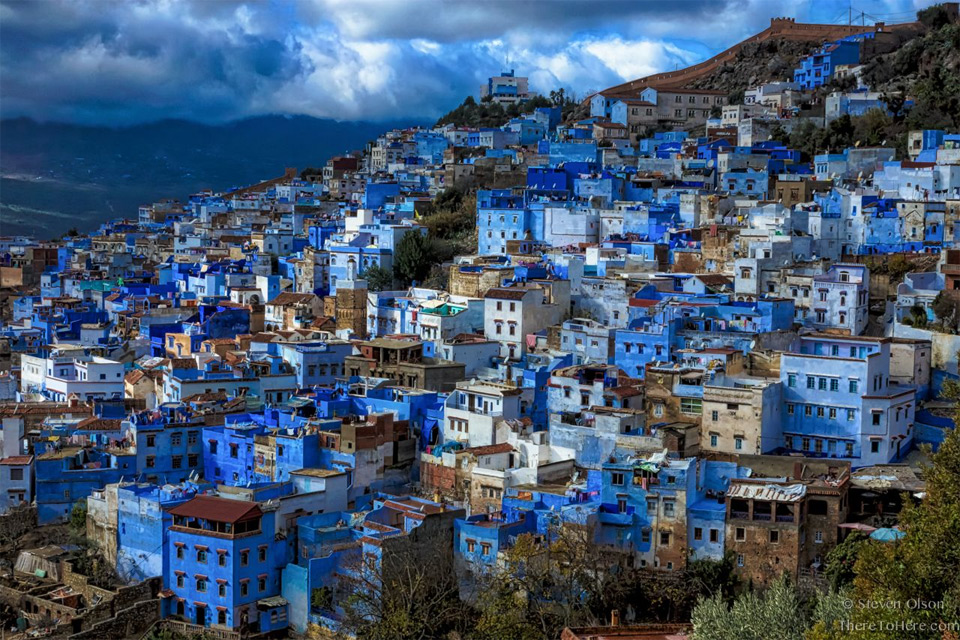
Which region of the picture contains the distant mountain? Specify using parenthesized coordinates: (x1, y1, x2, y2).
(0, 115, 425, 238)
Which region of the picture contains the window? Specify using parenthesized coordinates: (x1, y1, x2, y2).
(481, 543, 491, 556)
(466, 539, 475, 553)
(230, 444, 238, 459)
(10, 468, 23, 481)
(770, 530, 780, 543)
(807, 377, 816, 389)
(847, 409, 856, 421)
(831, 345, 839, 356)
(829, 408, 837, 419)
(802, 437, 811, 451)
(846, 442, 854, 456)
(737, 554, 744, 567)
(787, 404, 795, 416)
(171, 433, 182, 446)
(818, 377, 828, 391)
(709, 529, 719, 543)
(870, 440, 880, 453)
(218, 552, 226, 567)
(146, 456, 155, 468)
(188, 431, 198, 445)
(816, 407, 825, 418)
(694, 527, 703, 541)
(611, 472, 625, 486)
(680, 398, 702, 415)
(258, 577, 266, 592)
(830, 378, 839, 392)
(660, 532, 670, 545)
(711, 410, 719, 421)
(815, 530, 823, 544)
(240, 550, 249, 566)
(210, 441, 218, 454)
(259, 547, 267, 562)
(735, 527, 745, 542)
(788, 374, 797, 388)
(146, 435, 156, 447)
(172, 456, 182, 469)
(188, 454, 198, 467)
(218, 583, 227, 597)
(196, 578, 207, 592)
(641, 530, 650, 543)
(664, 501, 675, 517)
(804, 405, 812, 417)
(872, 413, 881, 426)
(646, 499, 657, 514)
(176, 574, 184, 588)
(197, 549, 207, 563)
(240, 581, 249, 597)
(176, 546, 184, 559)
(849, 379, 859, 393)
(734, 437, 743, 451)
(710, 434, 718, 447)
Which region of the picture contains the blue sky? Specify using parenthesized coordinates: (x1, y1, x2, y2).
(0, 0, 938, 125)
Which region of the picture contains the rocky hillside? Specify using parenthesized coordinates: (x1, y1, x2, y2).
(861, 16, 960, 130)
(685, 38, 832, 99)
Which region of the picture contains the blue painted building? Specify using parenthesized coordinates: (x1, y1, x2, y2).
(163, 495, 287, 631)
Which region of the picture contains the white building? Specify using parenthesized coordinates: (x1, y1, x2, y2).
(20, 349, 125, 402)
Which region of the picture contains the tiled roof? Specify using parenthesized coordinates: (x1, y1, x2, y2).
(167, 496, 263, 523)
(485, 288, 529, 300)
(464, 443, 515, 456)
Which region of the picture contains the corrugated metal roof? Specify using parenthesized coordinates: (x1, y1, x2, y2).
(727, 482, 806, 502)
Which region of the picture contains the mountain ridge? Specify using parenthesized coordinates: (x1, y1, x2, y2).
(0, 114, 426, 238)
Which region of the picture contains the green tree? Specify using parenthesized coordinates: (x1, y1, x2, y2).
(70, 499, 87, 535)
(393, 231, 436, 286)
(359, 265, 393, 292)
(919, 3, 953, 29)
(933, 291, 960, 332)
(823, 532, 867, 591)
(769, 123, 788, 144)
(804, 589, 854, 640)
(908, 303, 929, 328)
(845, 390, 960, 638)
(692, 574, 807, 640)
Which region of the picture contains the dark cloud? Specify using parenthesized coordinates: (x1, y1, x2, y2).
(0, 0, 931, 125)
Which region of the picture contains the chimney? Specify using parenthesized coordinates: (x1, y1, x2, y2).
(610, 609, 620, 627)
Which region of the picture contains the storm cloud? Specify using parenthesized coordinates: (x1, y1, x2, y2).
(0, 0, 935, 125)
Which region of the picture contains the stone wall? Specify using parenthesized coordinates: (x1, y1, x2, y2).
(69, 599, 160, 640)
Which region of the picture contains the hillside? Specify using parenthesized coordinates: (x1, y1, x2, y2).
(684, 38, 835, 98)
(597, 17, 923, 97)
(0, 115, 424, 238)
(861, 14, 960, 130)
